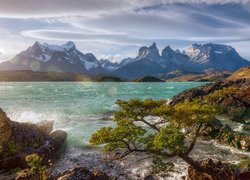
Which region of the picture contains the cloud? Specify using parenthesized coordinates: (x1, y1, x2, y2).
(0, 0, 250, 61)
(0, 0, 249, 18)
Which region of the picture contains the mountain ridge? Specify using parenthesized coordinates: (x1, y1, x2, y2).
(0, 41, 249, 79)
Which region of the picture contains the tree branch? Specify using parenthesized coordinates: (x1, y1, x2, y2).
(139, 117, 160, 132)
(185, 123, 203, 154)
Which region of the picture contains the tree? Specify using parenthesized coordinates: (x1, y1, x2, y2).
(90, 98, 221, 175)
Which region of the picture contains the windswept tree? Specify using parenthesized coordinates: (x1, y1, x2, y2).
(90, 99, 222, 176)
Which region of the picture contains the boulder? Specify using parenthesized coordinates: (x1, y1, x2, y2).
(49, 130, 67, 151)
(36, 120, 54, 135)
(54, 167, 109, 180)
(0, 109, 12, 155)
(10, 121, 46, 152)
(0, 109, 67, 171)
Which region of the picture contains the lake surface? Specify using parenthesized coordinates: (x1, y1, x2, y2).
(0, 82, 247, 179)
(0, 82, 207, 147)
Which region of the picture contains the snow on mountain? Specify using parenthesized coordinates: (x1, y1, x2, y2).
(186, 43, 250, 70)
(0, 41, 249, 78)
(99, 59, 121, 72)
(0, 41, 106, 74)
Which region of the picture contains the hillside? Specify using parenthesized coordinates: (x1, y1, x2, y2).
(159, 69, 232, 82)
(0, 70, 123, 82)
(227, 66, 250, 80)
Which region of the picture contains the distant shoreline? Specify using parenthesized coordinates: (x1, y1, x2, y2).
(0, 70, 229, 82)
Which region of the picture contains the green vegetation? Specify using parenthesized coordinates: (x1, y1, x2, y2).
(90, 98, 221, 175)
(3, 140, 20, 157)
(25, 153, 48, 180)
(205, 87, 241, 101)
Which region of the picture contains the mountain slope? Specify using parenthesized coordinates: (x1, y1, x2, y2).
(227, 66, 250, 80)
(0, 41, 249, 79)
(186, 43, 250, 70)
(0, 41, 106, 75)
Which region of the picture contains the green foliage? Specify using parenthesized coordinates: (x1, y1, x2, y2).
(25, 153, 48, 180)
(90, 98, 220, 174)
(153, 125, 186, 154)
(4, 140, 20, 157)
(205, 87, 241, 102)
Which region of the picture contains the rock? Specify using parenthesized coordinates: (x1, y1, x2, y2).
(54, 167, 109, 180)
(198, 119, 223, 139)
(243, 124, 250, 131)
(170, 79, 250, 106)
(10, 121, 46, 152)
(0, 109, 12, 155)
(196, 118, 250, 151)
(49, 130, 67, 151)
(217, 131, 250, 151)
(15, 169, 40, 180)
(36, 120, 54, 135)
(0, 109, 67, 171)
(187, 159, 236, 180)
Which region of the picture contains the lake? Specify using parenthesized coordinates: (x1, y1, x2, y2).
(0, 82, 246, 179)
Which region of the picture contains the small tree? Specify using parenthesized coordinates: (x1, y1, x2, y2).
(90, 99, 222, 175)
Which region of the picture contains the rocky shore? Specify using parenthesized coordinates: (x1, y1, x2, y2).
(170, 79, 250, 152)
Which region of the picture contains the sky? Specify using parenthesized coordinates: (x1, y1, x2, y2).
(0, 0, 250, 62)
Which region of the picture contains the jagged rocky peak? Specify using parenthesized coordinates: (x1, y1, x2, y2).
(62, 41, 76, 50)
(30, 41, 77, 53)
(162, 45, 175, 58)
(137, 42, 160, 60)
(85, 53, 98, 62)
(187, 43, 235, 57)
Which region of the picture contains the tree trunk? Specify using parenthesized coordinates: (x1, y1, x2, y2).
(178, 154, 217, 176)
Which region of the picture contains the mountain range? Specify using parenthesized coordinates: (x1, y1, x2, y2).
(0, 41, 249, 79)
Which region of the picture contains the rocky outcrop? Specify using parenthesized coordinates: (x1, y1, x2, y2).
(54, 167, 109, 180)
(187, 159, 236, 180)
(0, 109, 12, 155)
(170, 79, 250, 123)
(196, 119, 250, 151)
(170, 79, 250, 106)
(0, 108, 67, 171)
(217, 130, 250, 151)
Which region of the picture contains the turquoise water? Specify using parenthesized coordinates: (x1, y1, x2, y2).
(0, 82, 207, 147)
(0, 82, 248, 179)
